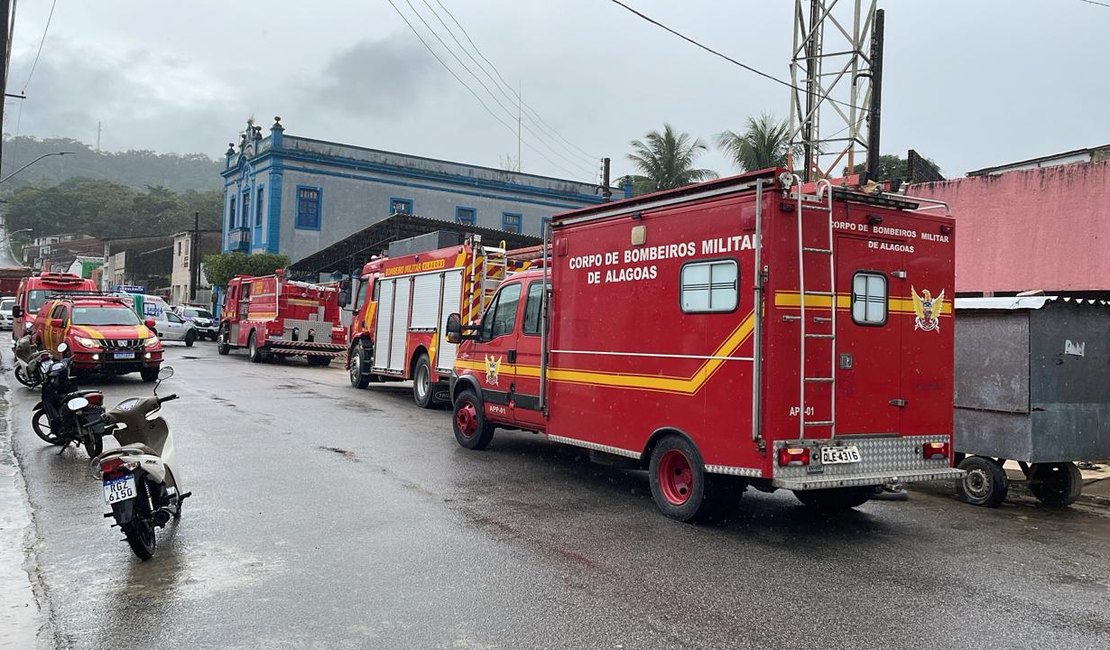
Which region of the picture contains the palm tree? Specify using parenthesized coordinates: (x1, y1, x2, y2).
(716, 113, 797, 172)
(626, 124, 718, 193)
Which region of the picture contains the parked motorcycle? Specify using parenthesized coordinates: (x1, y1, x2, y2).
(93, 366, 189, 560)
(13, 334, 50, 388)
(30, 343, 107, 457)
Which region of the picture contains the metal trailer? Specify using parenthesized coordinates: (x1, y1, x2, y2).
(953, 296, 1110, 507)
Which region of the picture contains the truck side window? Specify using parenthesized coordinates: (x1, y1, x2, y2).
(522, 282, 543, 335)
(851, 272, 887, 325)
(482, 284, 522, 340)
(371, 278, 380, 302)
(354, 280, 368, 309)
(680, 260, 738, 313)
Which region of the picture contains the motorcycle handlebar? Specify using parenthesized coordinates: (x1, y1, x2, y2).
(158, 394, 179, 404)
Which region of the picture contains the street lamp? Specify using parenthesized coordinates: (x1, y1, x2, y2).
(1, 227, 32, 267)
(0, 151, 75, 185)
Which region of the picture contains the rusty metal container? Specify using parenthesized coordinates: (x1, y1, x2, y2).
(954, 296, 1110, 462)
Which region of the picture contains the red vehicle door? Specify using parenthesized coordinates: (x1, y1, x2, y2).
(898, 239, 953, 436)
(472, 281, 523, 422)
(511, 279, 546, 429)
(835, 234, 902, 435)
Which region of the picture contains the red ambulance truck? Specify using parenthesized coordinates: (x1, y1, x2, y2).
(447, 169, 964, 521)
(347, 236, 517, 407)
(217, 270, 346, 365)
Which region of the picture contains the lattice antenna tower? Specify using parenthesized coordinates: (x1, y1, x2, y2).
(788, 0, 882, 182)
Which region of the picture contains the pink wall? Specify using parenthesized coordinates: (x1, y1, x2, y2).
(907, 161, 1110, 293)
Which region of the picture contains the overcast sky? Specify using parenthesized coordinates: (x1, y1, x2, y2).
(4, 0, 1108, 183)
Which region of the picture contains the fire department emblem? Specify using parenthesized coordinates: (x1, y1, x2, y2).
(485, 354, 502, 386)
(911, 286, 945, 333)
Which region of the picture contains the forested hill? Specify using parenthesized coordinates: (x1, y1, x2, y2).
(2, 136, 223, 192)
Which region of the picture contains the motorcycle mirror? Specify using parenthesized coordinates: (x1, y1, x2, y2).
(158, 366, 174, 380)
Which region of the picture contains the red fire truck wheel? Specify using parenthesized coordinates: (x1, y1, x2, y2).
(648, 435, 731, 523)
(453, 390, 494, 450)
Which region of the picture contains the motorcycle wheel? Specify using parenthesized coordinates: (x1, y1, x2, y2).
(31, 409, 63, 445)
(82, 431, 103, 458)
(122, 521, 156, 560)
(14, 367, 36, 387)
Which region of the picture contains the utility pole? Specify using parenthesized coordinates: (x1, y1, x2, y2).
(865, 9, 885, 182)
(96, 121, 102, 153)
(516, 81, 522, 172)
(190, 211, 199, 302)
(0, 0, 11, 174)
(600, 158, 612, 202)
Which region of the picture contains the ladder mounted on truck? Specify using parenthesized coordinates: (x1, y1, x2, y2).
(791, 177, 837, 440)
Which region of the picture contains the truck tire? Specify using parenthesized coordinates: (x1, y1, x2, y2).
(956, 456, 1008, 507)
(248, 331, 263, 363)
(412, 353, 439, 409)
(217, 325, 231, 355)
(453, 390, 494, 450)
(349, 341, 371, 389)
(1028, 462, 1082, 508)
(140, 367, 159, 383)
(648, 435, 735, 523)
(793, 487, 871, 511)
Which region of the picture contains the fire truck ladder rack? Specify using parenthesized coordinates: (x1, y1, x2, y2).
(793, 177, 836, 440)
(478, 244, 509, 318)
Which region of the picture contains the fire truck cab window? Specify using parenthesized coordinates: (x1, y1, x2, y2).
(355, 280, 369, 310)
(522, 282, 543, 335)
(482, 283, 522, 340)
(680, 260, 738, 313)
(851, 272, 887, 325)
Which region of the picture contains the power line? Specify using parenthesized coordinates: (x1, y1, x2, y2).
(430, 0, 600, 163)
(1078, 0, 1110, 8)
(421, 0, 597, 167)
(21, 0, 57, 93)
(604, 0, 867, 114)
(383, 0, 591, 180)
(401, 0, 595, 176)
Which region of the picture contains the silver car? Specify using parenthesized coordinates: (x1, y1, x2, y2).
(148, 310, 198, 346)
(0, 296, 15, 331)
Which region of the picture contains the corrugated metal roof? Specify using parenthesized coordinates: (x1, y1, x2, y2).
(956, 296, 1110, 311)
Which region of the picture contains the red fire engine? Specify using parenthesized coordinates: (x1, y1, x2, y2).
(217, 270, 346, 365)
(447, 169, 964, 521)
(347, 236, 519, 407)
(12, 272, 97, 339)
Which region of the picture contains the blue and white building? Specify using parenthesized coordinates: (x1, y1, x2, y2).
(221, 117, 622, 262)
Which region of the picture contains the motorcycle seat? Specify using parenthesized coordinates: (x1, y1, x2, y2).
(66, 390, 102, 399)
(120, 442, 159, 456)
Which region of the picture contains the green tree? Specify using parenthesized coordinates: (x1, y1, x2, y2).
(716, 113, 797, 172)
(4, 178, 221, 240)
(626, 124, 717, 194)
(852, 153, 944, 183)
(202, 252, 291, 287)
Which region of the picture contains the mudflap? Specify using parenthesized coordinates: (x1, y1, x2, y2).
(111, 498, 136, 527)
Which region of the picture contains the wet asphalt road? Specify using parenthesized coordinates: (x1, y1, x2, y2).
(5, 341, 1110, 649)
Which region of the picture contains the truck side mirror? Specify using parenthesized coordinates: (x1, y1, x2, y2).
(337, 279, 351, 307)
(446, 313, 463, 344)
(145, 319, 156, 329)
(50, 318, 64, 328)
(11, 305, 22, 318)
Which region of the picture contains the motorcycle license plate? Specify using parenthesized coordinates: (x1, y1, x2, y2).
(114, 352, 135, 360)
(820, 445, 862, 465)
(103, 476, 137, 504)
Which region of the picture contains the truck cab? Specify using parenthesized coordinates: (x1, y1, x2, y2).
(13, 272, 97, 340)
(36, 294, 164, 381)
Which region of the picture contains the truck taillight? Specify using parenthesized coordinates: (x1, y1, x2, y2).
(777, 446, 810, 467)
(922, 441, 949, 460)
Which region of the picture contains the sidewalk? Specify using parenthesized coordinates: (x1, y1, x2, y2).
(0, 382, 46, 646)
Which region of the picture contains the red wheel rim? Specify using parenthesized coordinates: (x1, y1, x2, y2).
(658, 449, 694, 506)
(456, 401, 478, 439)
